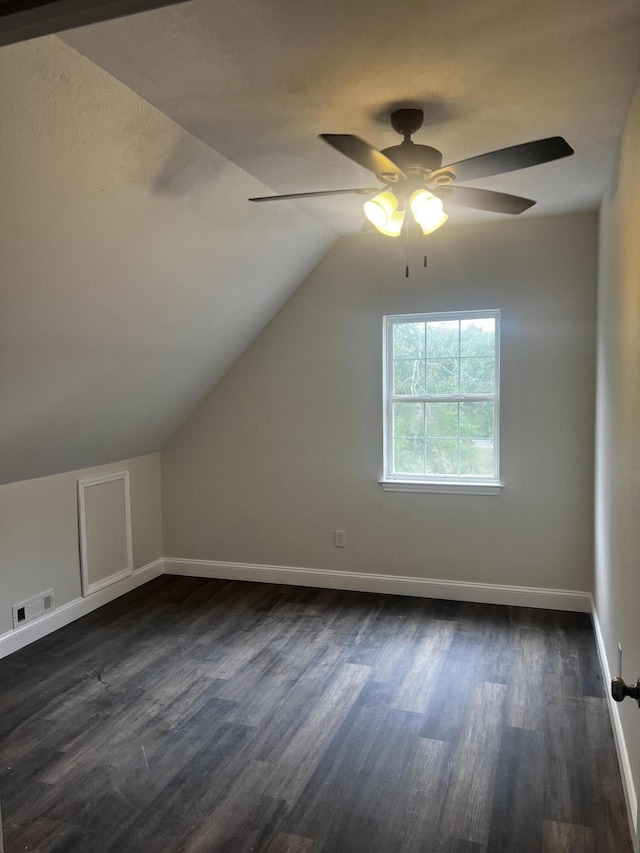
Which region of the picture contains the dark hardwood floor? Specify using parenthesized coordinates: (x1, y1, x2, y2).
(0, 575, 632, 852)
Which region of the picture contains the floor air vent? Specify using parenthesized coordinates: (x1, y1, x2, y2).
(13, 590, 55, 629)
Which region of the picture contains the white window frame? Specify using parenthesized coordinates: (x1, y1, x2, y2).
(380, 309, 503, 495)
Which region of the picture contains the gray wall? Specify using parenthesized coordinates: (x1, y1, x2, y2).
(162, 212, 597, 593)
(0, 453, 162, 637)
(595, 82, 640, 837)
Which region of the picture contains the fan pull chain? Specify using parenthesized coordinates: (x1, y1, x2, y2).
(424, 233, 428, 268)
(405, 219, 410, 278)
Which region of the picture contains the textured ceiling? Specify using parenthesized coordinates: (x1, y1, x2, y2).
(63, 0, 640, 232)
(1, 0, 639, 485)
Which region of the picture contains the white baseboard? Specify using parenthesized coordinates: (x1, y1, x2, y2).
(591, 600, 638, 848)
(163, 557, 592, 612)
(0, 559, 164, 660)
(0, 556, 591, 662)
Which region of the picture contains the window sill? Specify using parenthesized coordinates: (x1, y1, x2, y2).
(379, 479, 504, 495)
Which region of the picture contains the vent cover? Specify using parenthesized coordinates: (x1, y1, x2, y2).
(12, 590, 55, 629)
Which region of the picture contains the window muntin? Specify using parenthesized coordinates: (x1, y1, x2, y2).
(384, 311, 500, 483)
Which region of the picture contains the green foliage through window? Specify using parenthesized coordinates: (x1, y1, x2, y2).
(386, 312, 499, 480)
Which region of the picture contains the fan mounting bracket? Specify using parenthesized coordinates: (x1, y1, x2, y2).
(431, 186, 454, 200)
(430, 170, 456, 186)
(390, 109, 424, 137)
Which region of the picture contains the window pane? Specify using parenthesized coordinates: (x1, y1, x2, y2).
(393, 322, 425, 358)
(426, 439, 458, 475)
(393, 403, 424, 438)
(461, 318, 495, 357)
(460, 439, 494, 477)
(394, 359, 426, 395)
(394, 438, 425, 474)
(385, 311, 499, 484)
(426, 402, 458, 438)
(459, 402, 494, 439)
(460, 357, 495, 394)
(426, 358, 459, 395)
(426, 321, 459, 358)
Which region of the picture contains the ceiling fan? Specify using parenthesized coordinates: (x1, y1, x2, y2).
(249, 108, 574, 238)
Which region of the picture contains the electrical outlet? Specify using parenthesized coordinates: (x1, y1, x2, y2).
(334, 529, 346, 548)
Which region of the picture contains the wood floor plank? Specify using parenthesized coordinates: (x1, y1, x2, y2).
(266, 663, 371, 803)
(264, 833, 318, 852)
(455, 603, 515, 685)
(542, 694, 593, 827)
(418, 611, 510, 743)
(583, 695, 634, 852)
(440, 681, 507, 846)
(182, 760, 279, 853)
(575, 619, 606, 698)
(486, 725, 544, 852)
(106, 720, 254, 851)
(308, 707, 427, 853)
(40, 655, 224, 786)
(349, 600, 426, 683)
(391, 622, 455, 713)
(395, 737, 451, 852)
(252, 650, 350, 764)
(283, 679, 397, 844)
(5, 816, 76, 853)
(542, 819, 595, 852)
(505, 627, 548, 730)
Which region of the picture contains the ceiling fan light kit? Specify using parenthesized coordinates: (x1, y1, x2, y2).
(363, 188, 448, 237)
(409, 189, 448, 235)
(363, 190, 405, 236)
(249, 106, 574, 269)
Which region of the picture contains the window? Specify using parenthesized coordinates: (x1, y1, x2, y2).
(381, 310, 502, 494)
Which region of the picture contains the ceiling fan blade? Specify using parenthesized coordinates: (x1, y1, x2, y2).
(430, 137, 574, 184)
(249, 187, 381, 202)
(320, 134, 407, 182)
(443, 186, 536, 214)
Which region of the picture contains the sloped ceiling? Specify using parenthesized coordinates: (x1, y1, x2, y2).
(1, 0, 639, 485)
(0, 37, 334, 485)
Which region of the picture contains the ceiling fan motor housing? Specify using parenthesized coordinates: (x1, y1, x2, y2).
(381, 143, 443, 178)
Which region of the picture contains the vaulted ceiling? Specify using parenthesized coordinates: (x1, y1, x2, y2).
(64, 0, 640, 231)
(1, 0, 639, 485)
